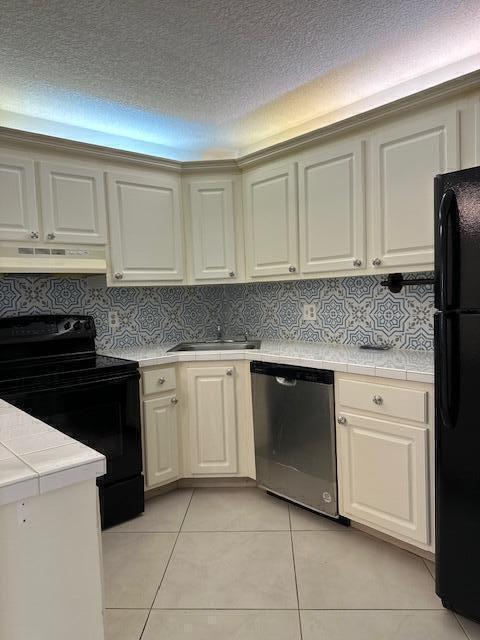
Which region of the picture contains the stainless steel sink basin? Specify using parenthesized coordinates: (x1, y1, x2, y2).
(168, 340, 261, 352)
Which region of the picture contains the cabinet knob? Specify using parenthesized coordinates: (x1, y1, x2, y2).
(288, 265, 296, 273)
(372, 394, 383, 405)
(170, 397, 178, 405)
(158, 377, 166, 385)
(353, 258, 362, 267)
(114, 272, 123, 280)
(372, 258, 382, 267)
(30, 231, 39, 239)
(46, 232, 55, 240)
(229, 271, 235, 278)
(226, 368, 233, 376)
(337, 416, 347, 425)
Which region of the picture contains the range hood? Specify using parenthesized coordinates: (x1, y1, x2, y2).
(0, 243, 107, 274)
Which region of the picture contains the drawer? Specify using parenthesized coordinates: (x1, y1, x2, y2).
(337, 378, 427, 423)
(142, 366, 176, 396)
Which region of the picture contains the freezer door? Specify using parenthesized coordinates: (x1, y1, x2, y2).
(435, 167, 480, 311)
(251, 372, 337, 516)
(435, 310, 480, 619)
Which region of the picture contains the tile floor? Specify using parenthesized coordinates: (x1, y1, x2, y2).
(102, 487, 480, 639)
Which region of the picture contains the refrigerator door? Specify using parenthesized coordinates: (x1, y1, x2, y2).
(435, 310, 480, 620)
(435, 167, 480, 311)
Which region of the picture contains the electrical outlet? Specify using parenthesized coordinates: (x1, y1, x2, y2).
(302, 303, 317, 321)
(108, 310, 120, 330)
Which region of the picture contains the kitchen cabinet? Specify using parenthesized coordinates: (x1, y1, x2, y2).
(335, 373, 434, 549)
(143, 394, 179, 487)
(39, 161, 107, 245)
(185, 177, 242, 283)
(0, 151, 39, 242)
(107, 169, 184, 284)
(297, 139, 366, 275)
(369, 103, 459, 270)
(185, 364, 238, 474)
(243, 160, 298, 279)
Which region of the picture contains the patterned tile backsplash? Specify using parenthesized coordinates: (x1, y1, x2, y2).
(0, 273, 434, 351)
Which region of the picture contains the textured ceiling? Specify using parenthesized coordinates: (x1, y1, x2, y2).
(1, 0, 480, 160)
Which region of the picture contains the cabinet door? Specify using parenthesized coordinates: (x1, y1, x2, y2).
(298, 140, 366, 274)
(0, 152, 39, 241)
(186, 365, 238, 474)
(39, 161, 107, 244)
(337, 412, 429, 544)
(189, 179, 237, 281)
(107, 171, 184, 283)
(370, 105, 459, 269)
(143, 395, 179, 487)
(244, 161, 298, 278)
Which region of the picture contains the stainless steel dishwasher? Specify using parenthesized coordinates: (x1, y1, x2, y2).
(250, 361, 338, 517)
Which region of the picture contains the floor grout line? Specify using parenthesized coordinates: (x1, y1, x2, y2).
(454, 613, 473, 640)
(288, 504, 304, 640)
(138, 488, 196, 640)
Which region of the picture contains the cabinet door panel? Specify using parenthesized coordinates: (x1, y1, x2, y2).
(337, 412, 429, 544)
(143, 396, 179, 487)
(371, 105, 459, 269)
(0, 152, 39, 241)
(39, 162, 107, 244)
(190, 179, 236, 281)
(107, 171, 184, 282)
(298, 141, 365, 273)
(187, 366, 238, 474)
(244, 162, 298, 278)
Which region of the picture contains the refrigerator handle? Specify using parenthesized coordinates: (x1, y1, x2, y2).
(439, 313, 459, 429)
(437, 189, 457, 310)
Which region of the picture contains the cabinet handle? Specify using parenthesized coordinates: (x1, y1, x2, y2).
(288, 265, 296, 273)
(158, 377, 166, 385)
(372, 394, 383, 405)
(30, 231, 39, 239)
(226, 368, 233, 376)
(353, 258, 362, 267)
(372, 258, 382, 267)
(170, 397, 178, 405)
(114, 272, 123, 280)
(46, 232, 55, 240)
(229, 271, 235, 278)
(337, 416, 347, 425)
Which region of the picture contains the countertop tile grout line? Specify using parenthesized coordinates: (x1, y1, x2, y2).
(288, 504, 303, 640)
(138, 488, 196, 640)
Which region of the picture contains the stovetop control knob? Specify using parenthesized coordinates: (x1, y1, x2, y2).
(73, 320, 81, 330)
(84, 321, 91, 330)
(64, 321, 71, 330)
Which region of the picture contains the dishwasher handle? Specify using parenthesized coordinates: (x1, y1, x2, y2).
(275, 376, 297, 387)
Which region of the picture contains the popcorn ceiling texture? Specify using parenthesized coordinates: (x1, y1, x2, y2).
(1, 0, 479, 157)
(0, 273, 434, 351)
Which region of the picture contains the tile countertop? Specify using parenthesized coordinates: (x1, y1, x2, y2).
(100, 340, 434, 384)
(0, 399, 105, 507)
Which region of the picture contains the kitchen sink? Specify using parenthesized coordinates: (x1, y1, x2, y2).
(168, 339, 261, 352)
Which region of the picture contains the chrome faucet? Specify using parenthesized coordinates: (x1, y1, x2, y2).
(216, 325, 223, 340)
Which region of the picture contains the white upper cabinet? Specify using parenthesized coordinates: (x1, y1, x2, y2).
(0, 152, 39, 241)
(370, 104, 459, 270)
(107, 170, 184, 284)
(298, 140, 366, 274)
(39, 161, 107, 245)
(244, 161, 298, 279)
(189, 179, 237, 281)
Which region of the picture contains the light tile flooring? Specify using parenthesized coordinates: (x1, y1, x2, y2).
(102, 487, 480, 640)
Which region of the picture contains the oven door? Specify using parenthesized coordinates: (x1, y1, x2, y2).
(2, 370, 142, 487)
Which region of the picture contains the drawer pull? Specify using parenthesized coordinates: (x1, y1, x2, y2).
(373, 394, 383, 405)
(337, 415, 347, 425)
(226, 368, 233, 376)
(170, 397, 178, 405)
(158, 377, 166, 385)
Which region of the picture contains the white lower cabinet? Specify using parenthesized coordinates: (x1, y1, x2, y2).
(335, 373, 434, 550)
(186, 365, 238, 474)
(143, 395, 179, 487)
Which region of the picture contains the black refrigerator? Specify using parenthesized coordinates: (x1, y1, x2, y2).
(435, 166, 480, 622)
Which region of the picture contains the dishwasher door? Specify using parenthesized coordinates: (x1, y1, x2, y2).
(251, 362, 337, 517)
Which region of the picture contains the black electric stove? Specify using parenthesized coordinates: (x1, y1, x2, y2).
(0, 315, 144, 529)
